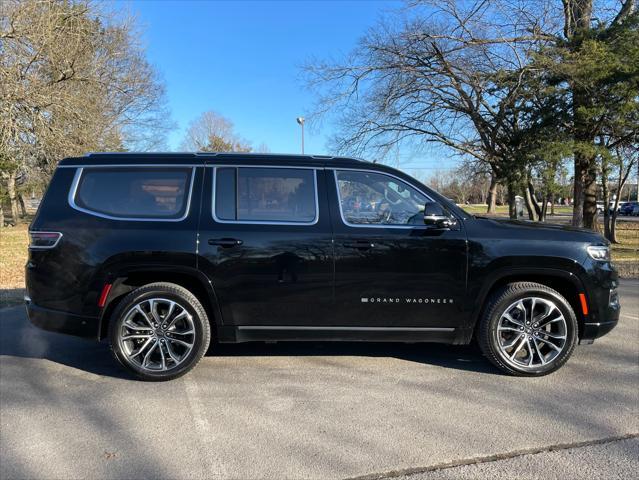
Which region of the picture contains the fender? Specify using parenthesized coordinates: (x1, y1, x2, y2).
(96, 263, 224, 340)
(462, 263, 588, 342)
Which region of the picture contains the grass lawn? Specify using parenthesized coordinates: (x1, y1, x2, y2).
(1, 224, 29, 307)
(1, 216, 637, 308)
(461, 204, 575, 215)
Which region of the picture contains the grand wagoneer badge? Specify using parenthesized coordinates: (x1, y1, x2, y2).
(361, 297, 454, 304)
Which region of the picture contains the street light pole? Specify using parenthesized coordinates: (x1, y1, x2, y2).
(296, 117, 305, 154)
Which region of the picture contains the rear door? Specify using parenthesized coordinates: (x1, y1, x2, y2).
(197, 161, 334, 327)
(328, 168, 468, 329)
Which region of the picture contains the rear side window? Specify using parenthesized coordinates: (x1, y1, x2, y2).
(215, 167, 317, 223)
(72, 167, 192, 219)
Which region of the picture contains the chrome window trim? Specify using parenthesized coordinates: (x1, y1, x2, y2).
(28, 231, 63, 250)
(212, 165, 320, 226)
(68, 166, 196, 222)
(332, 168, 434, 229)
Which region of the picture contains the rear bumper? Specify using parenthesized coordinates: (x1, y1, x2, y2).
(26, 300, 99, 339)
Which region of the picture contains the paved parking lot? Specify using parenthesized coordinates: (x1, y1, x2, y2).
(1, 281, 637, 480)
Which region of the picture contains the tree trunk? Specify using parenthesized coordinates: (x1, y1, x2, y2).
(610, 210, 618, 243)
(583, 160, 598, 230)
(601, 156, 611, 240)
(540, 193, 549, 222)
(523, 188, 536, 220)
(566, 0, 595, 228)
(602, 195, 611, 240)
(17, 193, 27, 218)
(6, 172, 19, 225)
(526, 178, 543, 221)
(572, 155, 586, 227)
(0, 203, 4, 228)
(550, 193, 555, 216)
(487, 174, 498, 214)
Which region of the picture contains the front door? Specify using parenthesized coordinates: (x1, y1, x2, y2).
(197, 163, 334, 327)
(328, 168, 467, 329)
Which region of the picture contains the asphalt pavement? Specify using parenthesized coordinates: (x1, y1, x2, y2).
(1, 281, 638, 480)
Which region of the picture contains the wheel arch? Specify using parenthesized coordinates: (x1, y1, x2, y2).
(469, 267, 588, 342)
(98, 267, 222, 341)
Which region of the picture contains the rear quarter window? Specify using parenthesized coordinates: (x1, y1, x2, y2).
(72, 167, 193, 220)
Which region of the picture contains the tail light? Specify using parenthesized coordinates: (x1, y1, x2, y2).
(29, 231, 63, 249)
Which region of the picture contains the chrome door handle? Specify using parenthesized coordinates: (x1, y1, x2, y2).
(343, 241, 375, 250)
(208, 238, 243, 248)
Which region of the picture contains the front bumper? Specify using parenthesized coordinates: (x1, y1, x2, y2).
(579, 259, 620, 342)
(581, 319, 618, 343)
(26, 299, 99, 339)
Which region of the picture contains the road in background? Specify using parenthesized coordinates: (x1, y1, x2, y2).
(1, 281, 637, 480)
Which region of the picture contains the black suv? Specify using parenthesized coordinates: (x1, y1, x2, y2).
(26, 153, 620, 380)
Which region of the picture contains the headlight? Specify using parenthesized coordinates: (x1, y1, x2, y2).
(587, 245, 610, 261)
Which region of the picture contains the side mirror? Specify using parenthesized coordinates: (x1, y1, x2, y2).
(423, 201, 457, 229)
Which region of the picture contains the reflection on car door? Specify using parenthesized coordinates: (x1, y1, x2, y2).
(197, 164, 335, 327)
(329, 169, 468, 328)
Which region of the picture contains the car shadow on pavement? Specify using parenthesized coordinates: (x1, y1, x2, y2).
(0, 305, 497, 379)
(0, 306, 131, 379)
(209, 341, 499, 374)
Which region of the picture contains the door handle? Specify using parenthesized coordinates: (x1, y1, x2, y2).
(208, 238, 243, 248)
(343, 241, 375, 250)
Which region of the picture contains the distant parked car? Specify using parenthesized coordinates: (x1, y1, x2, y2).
(619, 201, 638, 216)
(632, 204, 639, 216)
(596, 202, 619, 214)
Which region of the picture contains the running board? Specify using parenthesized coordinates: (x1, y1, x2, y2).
(219, 325, 457, 343)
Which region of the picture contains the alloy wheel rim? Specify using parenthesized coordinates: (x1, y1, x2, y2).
(118, 298, 196, 372)
(496, 297, 568, 370)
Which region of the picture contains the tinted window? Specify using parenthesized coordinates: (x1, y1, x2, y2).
(335, 170, 428, 226)
(215, 167, 316, 223)
(215, 168, 236, 220)
(74, 167, 191, 219)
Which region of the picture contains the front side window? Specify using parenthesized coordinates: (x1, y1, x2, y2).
(335, 170, 429, 226)
(215, 167, 317, 223)
(74, 167, 192, 219)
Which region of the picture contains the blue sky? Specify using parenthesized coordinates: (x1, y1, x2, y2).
(116, 0, 448, 172)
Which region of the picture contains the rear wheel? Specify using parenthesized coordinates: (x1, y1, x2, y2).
(478, 282, 578, 376)
(109, 282, 210, 381)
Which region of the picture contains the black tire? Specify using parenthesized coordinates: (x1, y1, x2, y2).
(478, 282, 578, 376)
(108, 282, 211, 381)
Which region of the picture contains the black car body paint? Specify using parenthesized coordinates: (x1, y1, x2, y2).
(26, 153, 620, 348)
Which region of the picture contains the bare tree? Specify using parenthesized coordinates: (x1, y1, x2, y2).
(305, 0, 558, 218)
(305, 0, 637, 226)
(601, 144, 638, 242)
(0, 0, 173, 225)
(180, 111, 252, 152)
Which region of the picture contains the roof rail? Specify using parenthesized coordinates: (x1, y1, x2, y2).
(83, 151, 370, 162)
(85, 151, 196, 156)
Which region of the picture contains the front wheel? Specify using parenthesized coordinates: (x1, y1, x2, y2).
(109, 282, 211, 381)
(478, 282, 578, 376)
